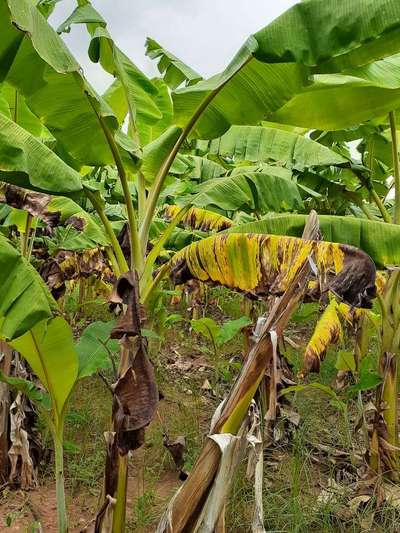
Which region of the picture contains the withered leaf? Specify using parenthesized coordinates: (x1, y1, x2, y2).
(163, 434, 186, 469)
(112, 348, 158, 455)
(110, 272, 145, 339)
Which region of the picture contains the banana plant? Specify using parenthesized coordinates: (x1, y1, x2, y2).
(0, 232, 73, 532)
(0, 230, 126, 532)
(2, 0, 400, 529)
(155, 222, 377, 531)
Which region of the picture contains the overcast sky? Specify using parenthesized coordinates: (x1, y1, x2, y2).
(50, 0, 299, 92)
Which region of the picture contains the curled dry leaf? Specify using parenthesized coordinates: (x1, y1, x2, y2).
(112, 351, 158, 454)
(8, 392, 38, 489)
(109, 272, 145, 339)
(163, 434, 188, 479)
(109, 272, 158, 454)
(1, 183, 58, 226)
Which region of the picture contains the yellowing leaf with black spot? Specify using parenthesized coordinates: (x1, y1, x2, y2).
(1, 184, 108, 249)
(228, 214, 400, 269)
(164, 205, 233, 232)
(169, 233, 376, 308)
(302, 299, 350, 374)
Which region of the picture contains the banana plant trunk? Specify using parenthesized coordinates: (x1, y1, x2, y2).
(0, 341, 12, 482)
(370, 268, 400, 481)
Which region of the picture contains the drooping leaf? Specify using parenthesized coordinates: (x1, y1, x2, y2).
(0, 113, 82, 195)
(253, 0, 400, 71)
(202, 125, 347, 170)
(169, 233, 376, 308)
(173, 0, 400, 140)
(145, 37, 202, 90)
(1, 0, 140, 168)
(228, 214, 400, 268)
(303, 299, 347, 374)
(164, 205, 233, 232)
(0, 369, 51, 410)
(271, 55, 400, 130)
(172, 40, 308, 140)
(0, 234, 56, 340)
(10, 317, 78, 417)
(56, 2, 106, 33)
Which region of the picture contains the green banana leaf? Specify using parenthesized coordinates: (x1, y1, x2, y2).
(173, 0, 400, 139)
(0, 233, 56, 340)
(229, 214, 400, 268)
(76, 320, 119, 380)
(46, 196, 108, 247)
(201, 125, 347, 170)
(173, 41, 308, 140)
(150, 218, 205, 251)
(253, 0, 400, 71)
(181, 155, 226, 182)
(141, 126, 183, 182)
(0, 82, 51, 137)
(182, 171, 303, 214)
(135, 78, 174, 145)
(10, 317, 78, 417)
(0, 113, 82, 195)
(145, 37, 202, 90)
(0, 370, 50, 410)
(272, 55, 400, 130)
(1, 0, 140, 168)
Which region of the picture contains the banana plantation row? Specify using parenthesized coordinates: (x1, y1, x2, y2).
(2, 0, 400, 531)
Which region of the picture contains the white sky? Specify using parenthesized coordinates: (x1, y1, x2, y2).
(50, 0, 299, 93)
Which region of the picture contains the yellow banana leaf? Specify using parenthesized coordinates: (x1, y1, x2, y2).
(164, 205, 233, 232)
(303, 299, 351, 374)
(169, 233, 376, 308)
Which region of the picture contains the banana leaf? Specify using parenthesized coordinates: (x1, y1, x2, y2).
(0, 113, 82, 195)
(1, 0, 140, 169)
(164, 205, 233, 232)
(182, 171, 303, 214)
(169, 233, 376, 308)
(145, 37, 202, 90)
(201, 125, 347, 170)
(0, 233, 56, 340)
(228, 214, 400, 268)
